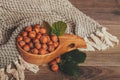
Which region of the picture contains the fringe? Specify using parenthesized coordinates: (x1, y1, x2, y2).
(0, 56, 39, 80)
(79, 27, 119, 51)
(0, 69, 9, 80)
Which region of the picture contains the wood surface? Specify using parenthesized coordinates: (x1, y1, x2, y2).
(25, 0, 120, 80)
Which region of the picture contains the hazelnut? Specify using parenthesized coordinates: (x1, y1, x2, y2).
(38, 48, 47, 55)
(51, 35, 58, 42)
(53, 42, 59, 48)
(36, 33, 41, 39)
(22, 31, 28, 37)
(48, 45, 55, 52)
(40, 27, 47, 34)
(19, 41, 25, 47)
(41, 44, 48, 50)
(28, 42, 34, 48)
(33, 38, 40, 43)
(17, 36, 23, 42)
(47, 41, 53, 45)
(46, 36, 51, 42)
(51, 64, 59, 72)
(40, 36, 48, 44)
(31, 48, 39, 54)
(35, 43, 41, 49)
(55, 57, 61, 63)
(49, 60, 57, 65)
(29, 31, 36, 38)
(25, 26, 32, 32)
(34, 25, 40, 33)
(23, 44, 30, 52)
(24, 37, 31, 43)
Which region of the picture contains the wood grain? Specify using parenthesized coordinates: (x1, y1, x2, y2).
(25, 0, 120, 80)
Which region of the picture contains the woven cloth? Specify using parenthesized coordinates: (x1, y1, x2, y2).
(0, 0, 119, 79)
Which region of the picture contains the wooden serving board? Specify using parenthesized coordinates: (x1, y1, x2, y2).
(24, 0, 120, 80)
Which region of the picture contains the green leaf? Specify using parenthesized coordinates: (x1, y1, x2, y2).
(59, 61, 79, 77)
(59, 49, 86, 78)
(61, 49, 86, 64)
(42, 21, 52, 35)
(51, 21, 67, 36)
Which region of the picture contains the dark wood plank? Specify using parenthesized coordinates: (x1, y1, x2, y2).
(25, 66, 120, 80)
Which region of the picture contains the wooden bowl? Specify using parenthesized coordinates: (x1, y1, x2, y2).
(17, 34, 86, 66)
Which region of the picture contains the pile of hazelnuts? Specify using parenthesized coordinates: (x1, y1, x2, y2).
(17, 24, 59, 55)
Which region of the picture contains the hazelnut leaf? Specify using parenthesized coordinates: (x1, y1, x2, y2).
(51, 21, 67, 36)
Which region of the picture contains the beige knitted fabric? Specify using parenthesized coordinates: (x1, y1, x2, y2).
(0, 0, 119, 80)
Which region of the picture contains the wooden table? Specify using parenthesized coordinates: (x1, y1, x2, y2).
(25, 0, 120, 80)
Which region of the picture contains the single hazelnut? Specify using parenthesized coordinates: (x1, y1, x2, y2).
(46, 36, 51, 42)
(31, 48, 39, 54)
(33, 38, 40, 43)
(24, 37, 31, 43)
(41, 44, 48, 50)
(53, 42, 59, 48)
(34, 24, 40, 33)
(17, 36, 23, 42)
(19, 41, 25, 47)
(29, 31, 36, 38)
(40, 27, 47, 34)
(38, 48, 47, 55)
(55, 57, 61, 63)
(49, 60, 57, 65)
(48, 45, 55, 52)
(28, 42, 34, 48)
(23, 44, 30, 52)
(36, 33, 41, 39)
(25, 26, 32, 32)
(40, 36, 48, 44)
(47, 41, 53, 45)
(35, 43, 41, 49)
(51, 64, 59, 72)
(22, 31, 28, 37)
(51, 35, 58, 42)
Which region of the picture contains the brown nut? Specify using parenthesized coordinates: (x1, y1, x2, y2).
(31, 48, 39, 54)
(29, 31, 36, 38)
(46, 36, 51, 42)
(28, 42, 34, 48)
(40, 36, 48, 44)
(17, 36, 23, 42)
(55, 57, 61, 63)
(38, 48, 47, 55)
(25, 26, 32, 32)
(34, 24, 40, 33)
(48, 45, 55, 52)
(51, 64, 59, 72)
(36, 33, 41, 39)
(24, 37, 31, 43)
(47, 41, 53, 45)
(22, 31, 28, 37)
(35, 43, 41, 49)
(51, 35, 58, 42)
(53, 42, 59, 48)
(40, 27, 47, 34)
(19, 41, 26, 47)
(49, 60, 57, 65)
(23, 44, 30, 52)
(33, 38, 40, 43)
(41, 44, 48, 50)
